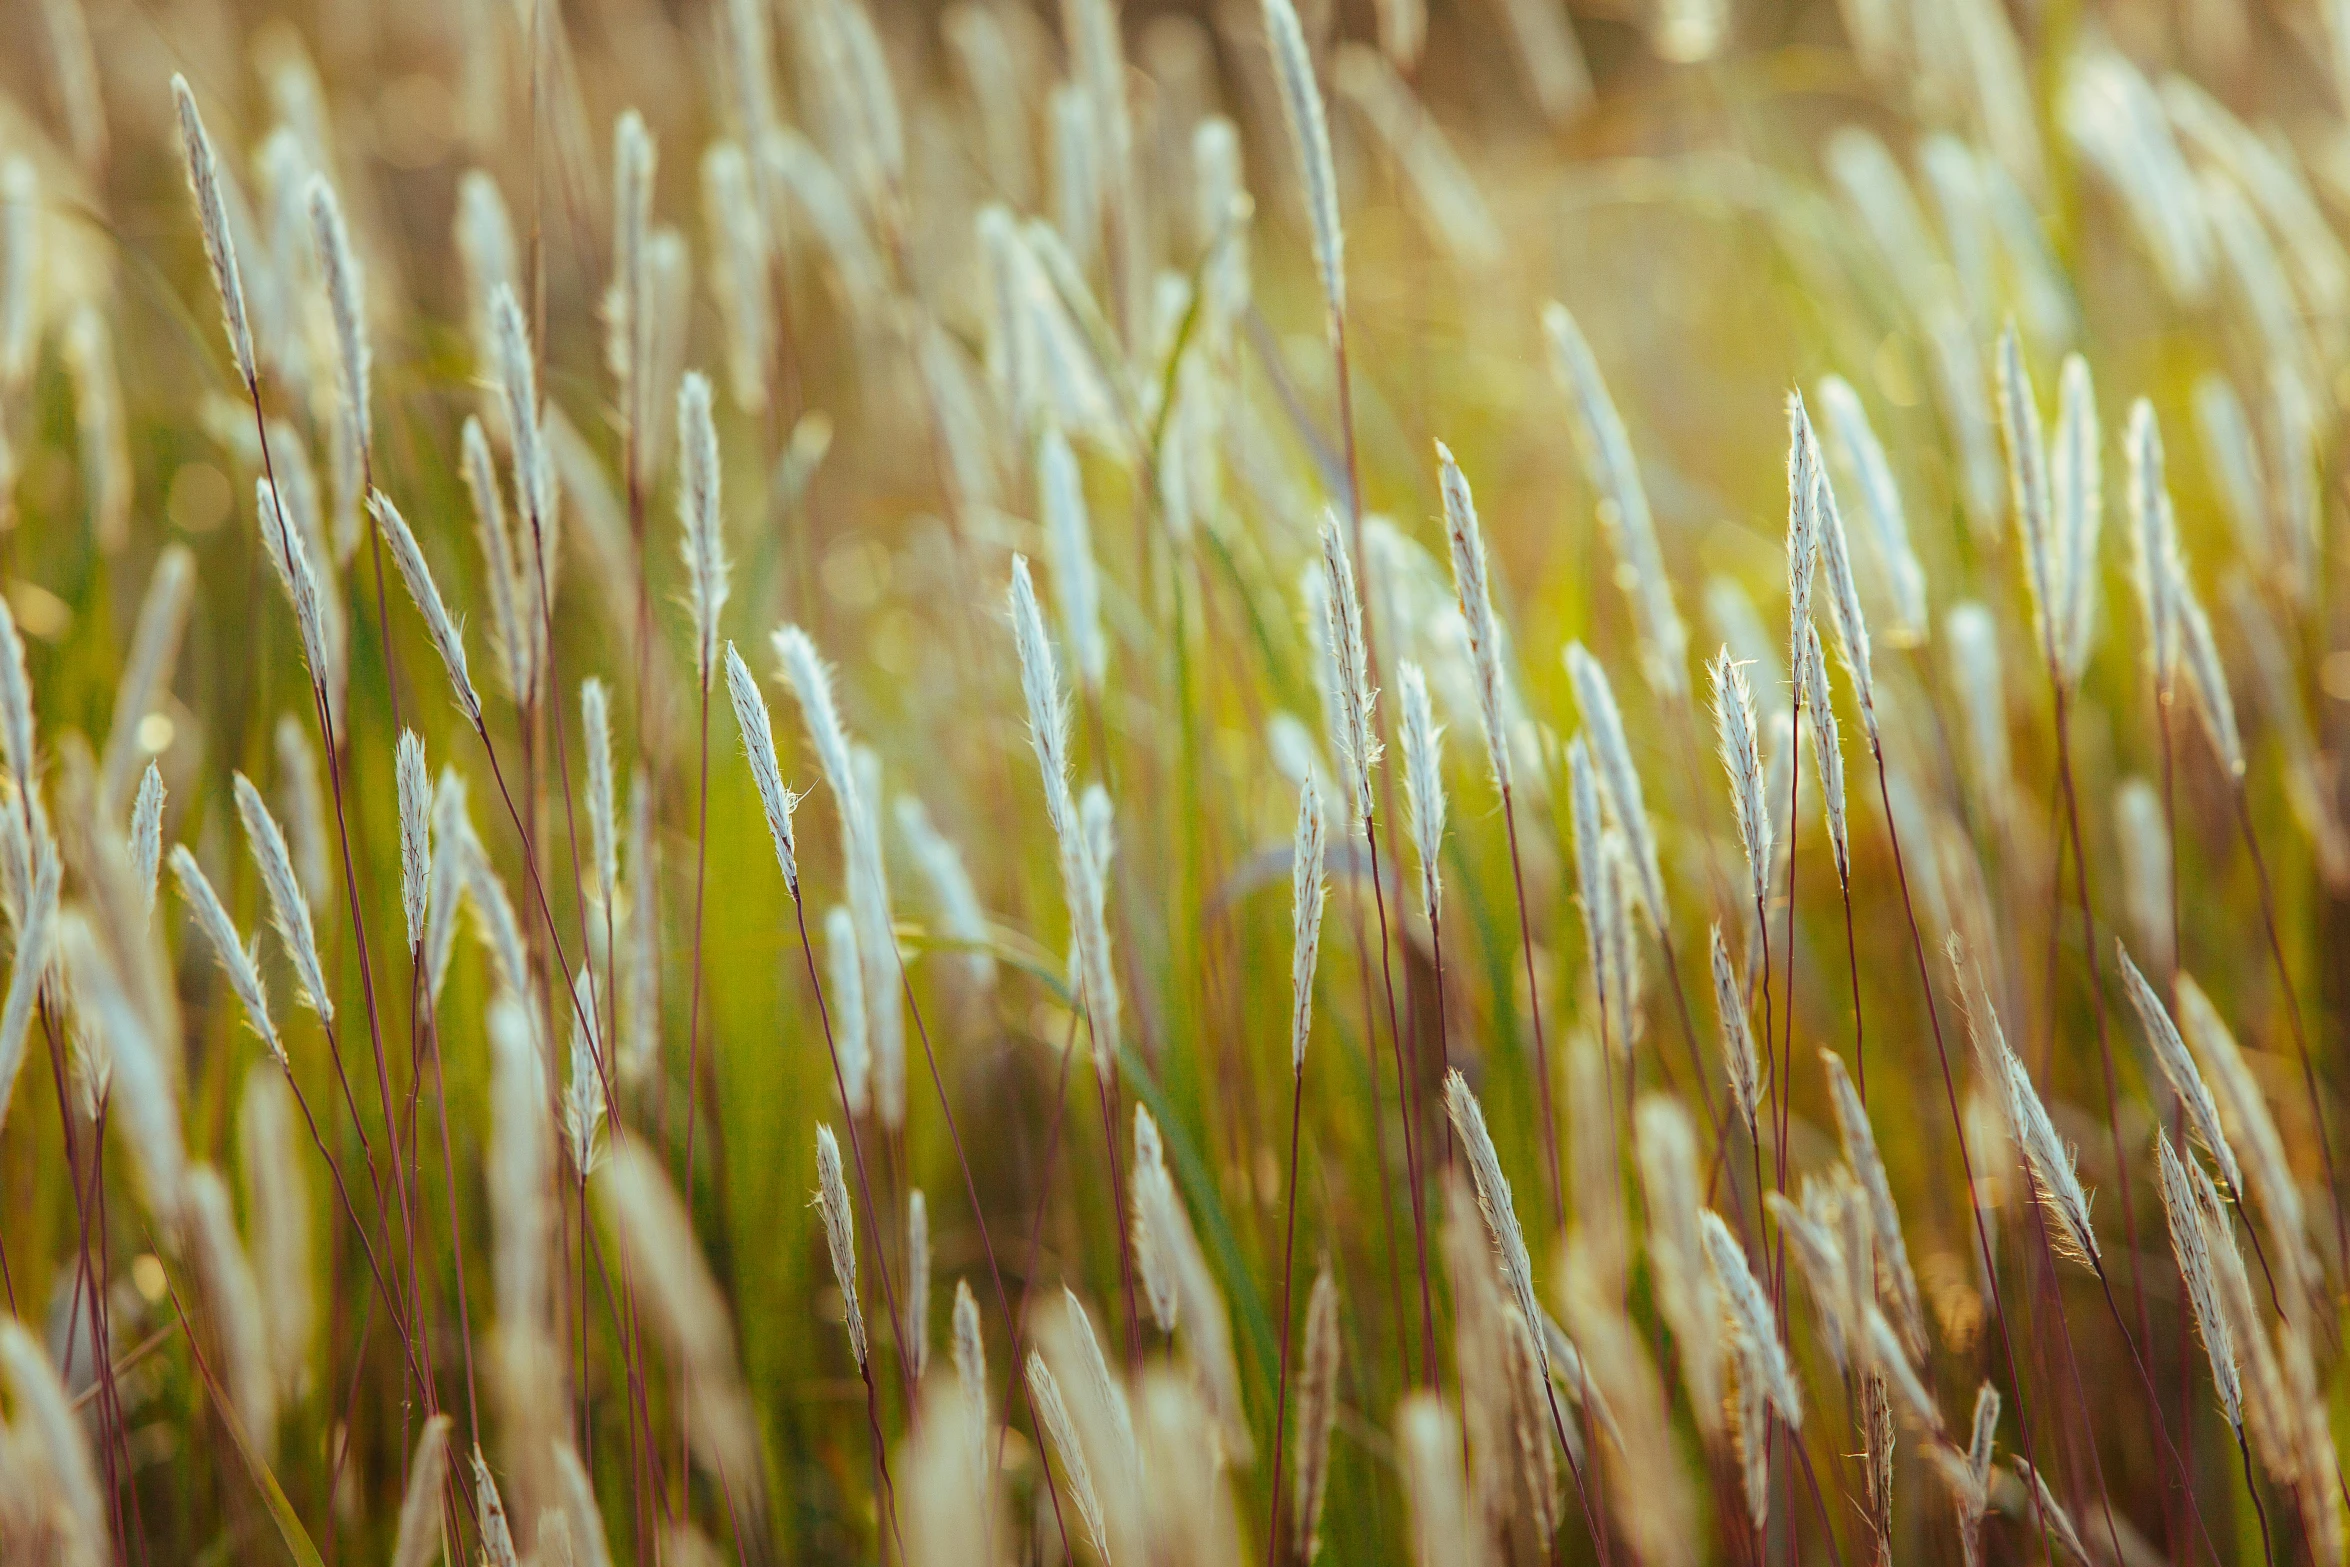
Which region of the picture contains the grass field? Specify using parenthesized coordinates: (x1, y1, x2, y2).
(0, 0, 2345, 1563)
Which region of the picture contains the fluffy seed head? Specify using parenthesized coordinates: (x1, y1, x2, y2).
(1820, 1049, 1928, 1361)
(2125, 398, 2179, 697)
(2117, 940, 2241, 1196)
(1263, 0, 1345, 323)
(1701, 1208, 1802, 1426)
(1800, 624, 1850, 887)
(2052, 353, 2102, 685)
(1711, 646, 1772, 914)
(1786, 391, 1823, 672)
(396, 731, 429, 951)
(2172, 566, 2243, 775)
(170, 845, 278, 1062)
(389, 1415, 453, 1567)
(824, 905, 870, 1116)
(1317, 513, 1381, 827)
(172, 76, 256, 386)
(1444, 1070, 1546, 1382)
(1294, 1264, 1342, 1561)
(1565, 642, 1664, 925)
(1816, 374, 1926, 639)
(1810, 456, 1878, 748)
(1436, 440, 1513, 792)
(1288, 776, 1327, 1076)
(258, 480, 331, 693)
(368, 488, 482, 727)
(1027, 1353, 1109, 1558)
(678, 372, 729, 687)
(814, 1124, 865, 1368)
(581, 681, 617, 902)
(1996, 324, 2060, 666)
(129, 763, 166, 918)
(906, 1190, 930, 1384)
(234, 772, 331, 1024)
(1711, 924, 1760, 1134)
(307, 176, 371, 468)
(1397, 662, 1445, 921)
(2156, 1130, 2241, 1430)
(723, 641, 801, 900)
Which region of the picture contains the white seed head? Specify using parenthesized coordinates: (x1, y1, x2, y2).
(1701, 1208, 1802, 1427)
(2171, 564, 2243, 776)
(172, 76, 257, 386)
(1800, 624, 1850, 889)
(1436, 440, 1514, 793)
(1263, 0, 1345, 323)
(724, 642, 799, 900)
(2156, 1130, 2241, 1430)
(234, 772, 331, 1024)
(307, 175, 371, 468)
(1317, 513, 1381, 828)
(1710, 646, 1772, 915)
(170, 845, 279, 1062)
(2117, 940, 2240, 1195)
(2051, 353, 2102, 686)
(257, 480, 331, 697)
(815, 1124, 866, 1368)
(1810, 456, 1879, 748)
(678, 372, 729, 688)
(2125, 398, 2179, 698)
(1820, 1048, 1928, 1362)
(129, 762, 166, 920)
(1786, 391, 1823, 677)
(1443, 1070, 1546, 1382)
(1288, 775, 1328, 1076)
(368, 488, 482, 728)
(1816, 375, 1926, 639)
(1026, 1353, 1109, 1559)
(1996, 324, 2061, 667)
(1564, 642, 1664, 926)
(1294, 1265, 1342, 1562)
(1711, 924, 1759, 1135)
(824, 904, 870, 1116)
(1397, 661, 1445, 921)
(907, 1190, 930, 1383)
(581, 681, 617, 902)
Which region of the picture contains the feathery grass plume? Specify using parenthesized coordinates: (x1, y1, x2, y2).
(129, 763, 165, 918)
(461, 413, 532, 703)
(239, 1065, 311, 1400)
(2116, 941, 2239, 1195)
(951, 1274, 987, 1464)
(0, 1316, 105, 1567)
(1262, 0, 1344, 324)
(1700, 1208, 1801, 1424)
(1070, 781, 1122, 1081)
(2009, 1457, 2094, 1567)
(393, 734, 427, 953)
(906, 1188, 930, 1383)
(2123, 398, 2179, 699)
(1943, 602, 2012, 827)
(578, 680, 618, 905)
(1768, 1187, 1853, 1364)
(1316, 512, 1381, 826)
(1053, 1287, 1137, 1495)
(1995, 324, 2061, 665)
(565, 970, 606, 1175)
(723, 641, 801, 900)
(606, 111, 657, 445)
(172, 76, 257, 387)
(1038, 425, 1106, 691)
(1288, 775, 1328, 1074)
(1808, 463, 1879, 759)
(2156, 1130, 2240, 1430)
(597, 1146, 762, 1498)
(702, 143, 772, 414)
(677, 373, 729, 689)
(488, 984, 551, 1338)
(1565, 642, 1664, 924)
(1026, 1352, 1109, 1558)
(1130, 1103, 1182, 1332)
(1444, 1070, 1547, 1379)
(490, 285, 556, 583)
(2174, 973, 2315, 1299)
(474, 1450, 519, 1567)
(100, 544, 194, 809)
(0, 587, 33, 796)
(1566, 737, 1617, 1050)
(387, 1416, 453, 1567)
(424, 769, 472, 1006)
(1711, 646, 1772, 914)
(257, 480, 332, 694)
(895, 796, 995, 991)
(0, 840, 57, 1133)
(1599, 829, 1645, 1047)
(463, 830, 529, 996)
(1786, 390, 1823, 666)
(1816, 374, 1926, 640)
(170, 846, 278, 1061)
(1545, 302, 1687, 696)
(1397, 662, 1445, 920)
(1957, 942, 2100, 1265)
(184, 1162, 276, 1453)
(1710, 924, 1760, 1134)
(2115, 779, 2169, 960)
(824, 905, 871, 1115)
(2170, 565, 2242, 775)
(1820, 1049, 1928, 1357)
(367, 488, 484, 727)
(2051, 353, 2102, 686)
(1435, 440, 1515, 791)
(1398, 1393, 1486, 1567)
(272, 671, 340, 870)
(1800, 624, 1850, 887)
(1294, 1263, 1341, 1561)
(815, 1124, 867, 1368)
(307, 176, 371, 470)
(233, 772, 330, 1023)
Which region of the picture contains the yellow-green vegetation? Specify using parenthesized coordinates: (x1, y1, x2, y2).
(0, 0, 2345, 1563)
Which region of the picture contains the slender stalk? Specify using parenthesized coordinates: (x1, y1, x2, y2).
(1499, 784, 1564, 1223)
(1264, 1066, 1306, 1567)
(1362, 814, 1438, 1388)
(1866, 743, 2059, 1563)
(2234, 1427, 2275, 1567)
(2085, 1261, 2222, 1566)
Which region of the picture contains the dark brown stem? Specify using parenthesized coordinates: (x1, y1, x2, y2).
(1500, 782, 1565, 1225)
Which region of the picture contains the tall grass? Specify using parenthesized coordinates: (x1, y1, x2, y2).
(0, 1, 2344, 1564)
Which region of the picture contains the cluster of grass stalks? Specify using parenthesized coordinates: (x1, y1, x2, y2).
(0, 0, 2346, 1562)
